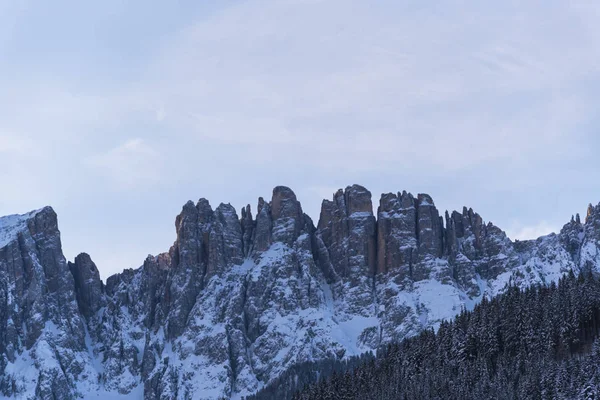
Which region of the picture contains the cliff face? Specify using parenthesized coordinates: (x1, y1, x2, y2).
(1, 187, 598, 399)
(0, 208, 97, 399)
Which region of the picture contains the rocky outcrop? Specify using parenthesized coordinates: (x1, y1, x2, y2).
(69, 253, 105, 320)
(270, 186, 304, 246)
(416, 194, 444, 261)
(0, 208, 93, 400)
(317, 185, 377, 281)
(253, 197, 272, 253)
(166, 199, 207, 339)
(375, 192, 448, 280)
(132, 187, 330, 398)
(241, 205, 254, 256)
(376, 191, 417, 279)
(580, 203, 600, 272)
(1, 187, 599, 399)
(560, 214, 584, 262)
(315, 185, 377, 318)
(163, 199, 247, 339)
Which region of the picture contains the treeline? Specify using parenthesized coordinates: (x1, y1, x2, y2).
(245, 352, 374, 400)
(294, 271, 600, 399)
(251, 271, 600, 399)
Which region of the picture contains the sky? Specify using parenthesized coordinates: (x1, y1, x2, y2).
(1, 0, 599, 279)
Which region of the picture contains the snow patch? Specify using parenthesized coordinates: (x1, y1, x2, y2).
(0, 208, 44, 248)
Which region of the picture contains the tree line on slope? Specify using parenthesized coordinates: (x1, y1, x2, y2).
(250, 271, 600, 400)
(244, 352, 374, 400)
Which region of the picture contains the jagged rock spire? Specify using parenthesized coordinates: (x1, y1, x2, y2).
(271, 186, 304, 246)
(253, 196, 272, 252)
(317, 184, 377, 280)
(252, 186, 311, 254)
(241, 204, 254, 256)
(376, 191, 417, 277)
(69, 253, 105, 320)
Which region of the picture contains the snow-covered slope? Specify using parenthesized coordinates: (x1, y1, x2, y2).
(0, 186, 598, 399)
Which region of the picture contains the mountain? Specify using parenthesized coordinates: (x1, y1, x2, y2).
(0, 185, 598, 399)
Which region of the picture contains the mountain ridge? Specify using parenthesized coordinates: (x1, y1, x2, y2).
(0, 185, 599, 399)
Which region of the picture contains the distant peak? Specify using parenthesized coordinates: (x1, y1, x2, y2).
(0, 207, 49, 248)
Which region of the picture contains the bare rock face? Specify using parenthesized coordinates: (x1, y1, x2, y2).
(416, 194, 444, 260)
(253, 197, 272, 253)
(135, 186, 332, 399)
(162, 198, 247, 340)
(376, 192, 446, 281)
(315, 185, 377, 317)
(241, 204, 254, 256)
(560, 214, 584, 262)
(1, 186, 600, 400)
(317, 185, 377, 281)
(69, 253, 105, 320)
(376, 191, 417, 279)
(0, 208, 92, 400)
(166, 200, 207, 339)
(580, 203, 600, 272)
(441, 206, 520, 297)
(101, 253, 170, 394)
(209, 203, 244, 277)
(270, 186, 304, 246)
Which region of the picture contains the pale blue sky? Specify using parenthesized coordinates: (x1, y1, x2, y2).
(1, 0, 599, 279)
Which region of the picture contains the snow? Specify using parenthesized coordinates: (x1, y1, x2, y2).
(461, 275, 487, 311)
(2, 320, 102, 400)
(350, 211, 373, 219)
(250, 242, 288, 281)
(2, 350, 38, 399)
(581, 240, 600, 269)
(330, 316, 379, 354)
(0, 208, 43, 248)
(85, 386, 144, 399)
(413, 279, 465, 329)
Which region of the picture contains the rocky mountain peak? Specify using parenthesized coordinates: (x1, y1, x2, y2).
(197, 198, 214, 223)
(0, 206, 88, 399)
(1, 188, 600, 399)
(271, 185, 304, 246)
(316, 185, 376, 281)
(345, 184, 373, 216)
(0, 206, 56, 249)
(586, 202, 600, 226)
(250, 186, 313, 254)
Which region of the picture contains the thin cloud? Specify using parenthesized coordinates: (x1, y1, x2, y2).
(140, 0, 597, 174)
(86, 138, 162, 189)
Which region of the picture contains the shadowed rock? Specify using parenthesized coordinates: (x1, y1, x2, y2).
(69, 253, 105, 320)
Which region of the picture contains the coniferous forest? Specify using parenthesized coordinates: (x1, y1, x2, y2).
(250, 271, 600, 400)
